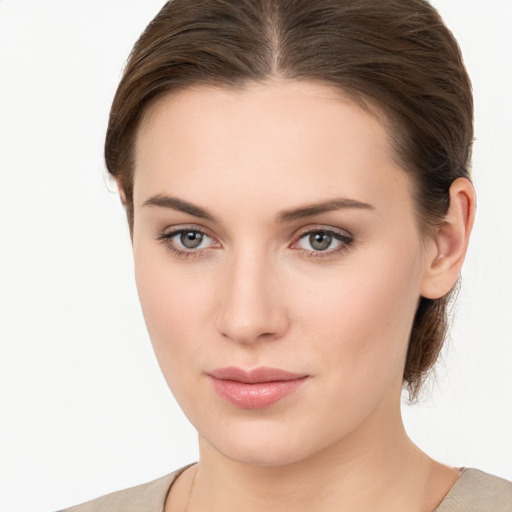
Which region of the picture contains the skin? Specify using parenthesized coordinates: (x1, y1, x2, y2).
(127, 78, 475, 512)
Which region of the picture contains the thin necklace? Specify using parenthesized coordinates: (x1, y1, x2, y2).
(183, 468, 197, 512)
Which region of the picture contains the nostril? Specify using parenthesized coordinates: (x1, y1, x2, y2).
(216, 305, 289, 344)
(214, 257, 290, 343)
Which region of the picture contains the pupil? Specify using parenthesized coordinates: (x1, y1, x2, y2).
(180, 231, 203, 249)
(310, 232, 332, 251)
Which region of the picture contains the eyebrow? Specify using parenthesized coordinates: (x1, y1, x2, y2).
(143, 195, 375, 224)
(275, 198, 375, 223)
(143, 195, 218, 222)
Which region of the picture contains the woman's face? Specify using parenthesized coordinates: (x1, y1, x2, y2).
(131, 79, 436, 466)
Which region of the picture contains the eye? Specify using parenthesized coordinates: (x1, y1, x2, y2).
(293, 228, 354, 256)
(177, 230, 208, 249)
(157, 227, 219, 257)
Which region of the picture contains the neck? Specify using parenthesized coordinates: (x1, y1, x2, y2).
(185, 400, 457, 512)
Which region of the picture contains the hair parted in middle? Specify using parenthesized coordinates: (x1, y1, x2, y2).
(104, 0, 474, 400)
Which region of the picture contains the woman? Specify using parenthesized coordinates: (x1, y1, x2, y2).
(60, 0, 512, 510)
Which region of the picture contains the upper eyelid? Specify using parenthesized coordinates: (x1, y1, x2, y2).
(157, 226, 218, 249)
(293, 225, 353, 240)
(158, 224, 353, 247)
(159, 224, 351, 237)
(291, 228, 353, 249)
(160, 225, 215, 239)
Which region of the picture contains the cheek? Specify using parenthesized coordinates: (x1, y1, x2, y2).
(133, 247, 218, 387)
(294, 250, 423, 388)
(134, 229, 424, 414)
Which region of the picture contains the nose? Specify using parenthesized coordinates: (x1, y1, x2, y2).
(215, 248, 289, 344)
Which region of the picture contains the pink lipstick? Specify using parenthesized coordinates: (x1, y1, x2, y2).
(207, 367, 309, 409)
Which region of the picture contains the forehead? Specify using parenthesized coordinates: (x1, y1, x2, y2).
(133, 79, 412, 217)
(137, 79, 388, 155)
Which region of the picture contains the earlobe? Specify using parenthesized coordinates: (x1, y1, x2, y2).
(420, 177, 476, 299)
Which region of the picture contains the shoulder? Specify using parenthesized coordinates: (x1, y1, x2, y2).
(435, 468, 512, 512)
(58, 465, 193, 512)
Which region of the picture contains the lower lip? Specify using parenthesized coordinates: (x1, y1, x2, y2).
(208, 376, 308, 409)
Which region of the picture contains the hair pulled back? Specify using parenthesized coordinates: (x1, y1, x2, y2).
(105, 0, 473, 400)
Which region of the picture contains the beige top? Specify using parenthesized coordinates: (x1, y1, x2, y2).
(60, 465, 512, 512)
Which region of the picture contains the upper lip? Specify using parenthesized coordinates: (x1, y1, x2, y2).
(207, 366, 308, 383)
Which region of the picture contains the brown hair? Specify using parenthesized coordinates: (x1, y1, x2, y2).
(105, 0, 473, 400)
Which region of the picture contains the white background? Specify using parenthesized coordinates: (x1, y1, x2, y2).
(1, 1, 511, 511)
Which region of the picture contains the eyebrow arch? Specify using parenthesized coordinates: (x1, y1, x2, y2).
(143, 194, 374, 224)
(275, 198, 375, 223)
(143, 195, 218, 222)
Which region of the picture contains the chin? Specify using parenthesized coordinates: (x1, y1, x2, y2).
(215, 441, 312, 468)
(198, 417, 332, 468)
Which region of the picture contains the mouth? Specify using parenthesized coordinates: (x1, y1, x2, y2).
(206, 366, 310, 409)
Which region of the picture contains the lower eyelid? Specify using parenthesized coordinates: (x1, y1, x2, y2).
(292, 230, 354, 255)
(157, 227, 353, 256)
(296, 230, 353, 243)
(157, 228, 220, 255)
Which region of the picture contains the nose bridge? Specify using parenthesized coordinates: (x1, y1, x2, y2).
(216, 243, 287, 343)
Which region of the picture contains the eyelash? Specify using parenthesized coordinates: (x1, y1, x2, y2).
(292, 228, 354, 259)
(156, 226, 218, 260)
(157, 226, 355, 260)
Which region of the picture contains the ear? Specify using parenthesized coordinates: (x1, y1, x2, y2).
(420, 177, 476, 299)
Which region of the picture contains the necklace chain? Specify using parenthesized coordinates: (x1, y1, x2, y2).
(183, 467, 197, 512)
